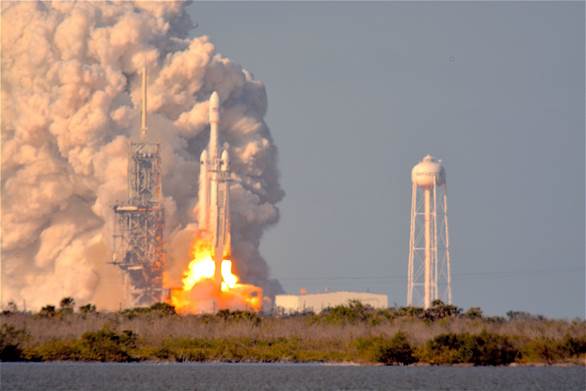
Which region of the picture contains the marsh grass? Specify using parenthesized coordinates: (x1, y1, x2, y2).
(1, 301, 584, 365)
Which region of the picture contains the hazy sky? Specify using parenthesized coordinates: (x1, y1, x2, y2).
(189, 2, 584, 318)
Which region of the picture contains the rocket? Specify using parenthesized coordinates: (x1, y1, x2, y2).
(198, 91, 232, 285)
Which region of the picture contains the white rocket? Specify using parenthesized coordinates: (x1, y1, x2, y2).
(198, 91, 232, 284)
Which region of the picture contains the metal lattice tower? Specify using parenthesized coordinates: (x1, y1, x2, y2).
(112, 68, 165, 306)
(407, 155, 452, 309)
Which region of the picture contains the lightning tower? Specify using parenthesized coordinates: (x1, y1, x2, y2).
(407, 154, 452, 309)
(112, 67, 165, 306)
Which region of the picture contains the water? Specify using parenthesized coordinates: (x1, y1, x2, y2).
(1, 362, 584, 391)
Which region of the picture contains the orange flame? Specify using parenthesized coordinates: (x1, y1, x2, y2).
(169, 233, 262, 314)
(181, 240, 215, 290)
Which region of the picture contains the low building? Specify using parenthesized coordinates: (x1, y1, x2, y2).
(275, 291, 388, 314)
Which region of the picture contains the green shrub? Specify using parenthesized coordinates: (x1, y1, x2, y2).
(485, 316, 507, 323)
(374, 332, 417, 365)
(395, 306, 425, 318)
(154, 336, 344, 363)
(38, 305, 56, 318)
(2, 301, 18, 315)
(423, 301, 463, 322)
(79, 327, 138, 362)
(374, 308, 398, 321)
(468, 331, 518, 365)
(119, 307, 150, 318)
(58, 297, 75, 316)
(526, 334, 586, 363)
(320, 300, 375, 323)
(149, 302, 176, 316)
(419, 332, 518, 365)
(354, 332, 417, 365)
(29, 339, 81, 361)
(174, 347, 208, 362)
(464, 307, 483, 319)
(79, 304, 97, 315)
(506, 311, 545, 321)
(560, 334, 586, 357)
(0, 325, 29, 361)
(216, 310, 260, 325)
(119, 302, 176, 319)
(419, 333, 471, 364)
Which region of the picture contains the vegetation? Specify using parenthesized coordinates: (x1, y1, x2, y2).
(417, 331, 518, 365)
(79, 304, 97, 316)
(355, 332, 417, 365)
(0, 324, 29, 361)
(1, 299, 584, 365)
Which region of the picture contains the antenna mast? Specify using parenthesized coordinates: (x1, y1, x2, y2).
(140, 66, 148, 137)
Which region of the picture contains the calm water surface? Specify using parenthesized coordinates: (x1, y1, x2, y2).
(1, 362, 584, 391)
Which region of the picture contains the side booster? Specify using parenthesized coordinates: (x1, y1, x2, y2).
(197, 91, 232, 286)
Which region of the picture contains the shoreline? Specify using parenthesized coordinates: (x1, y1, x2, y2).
(3, 360, 585, 367)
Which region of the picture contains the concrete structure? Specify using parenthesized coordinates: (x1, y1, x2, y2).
(197, 91, 233, 287)
(112, 67, 165, 306)
(407, 154, 452, 309)
(275, 291, 388, 314)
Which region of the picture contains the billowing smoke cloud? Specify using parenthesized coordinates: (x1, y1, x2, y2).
(1, 1, 284, 310)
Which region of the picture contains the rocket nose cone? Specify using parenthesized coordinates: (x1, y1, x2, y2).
(209, 91, 220, 124)
(220, 149, 230, 170)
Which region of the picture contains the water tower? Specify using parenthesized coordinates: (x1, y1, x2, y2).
(407, 154, 452, 309)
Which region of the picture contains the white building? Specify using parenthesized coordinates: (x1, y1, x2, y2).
(275, 291, 388, 314)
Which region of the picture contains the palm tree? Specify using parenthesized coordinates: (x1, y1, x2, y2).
(39, 305, 56, 317)
(79, 303, 97, 315)
(59, 297, 75, 315)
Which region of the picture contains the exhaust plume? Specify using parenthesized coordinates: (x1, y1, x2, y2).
(1, 1, 284, 310)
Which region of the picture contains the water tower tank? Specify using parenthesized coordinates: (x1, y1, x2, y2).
(411, 154, 446, 188)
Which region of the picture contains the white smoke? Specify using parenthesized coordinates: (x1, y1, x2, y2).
(1, 1, 284, 310)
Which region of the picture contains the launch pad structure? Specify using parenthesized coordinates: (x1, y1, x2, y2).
(112, 68, 165, 306)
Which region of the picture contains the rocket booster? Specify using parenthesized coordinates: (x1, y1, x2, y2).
(197, 91, 232, 285)
(197, 149, 209, 229)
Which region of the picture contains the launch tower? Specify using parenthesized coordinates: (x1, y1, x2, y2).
(112, 68, 165, 306)
(406, 155, 452, 309)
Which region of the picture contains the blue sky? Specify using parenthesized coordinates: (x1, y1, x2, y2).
(189, 2, 585, 318)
